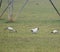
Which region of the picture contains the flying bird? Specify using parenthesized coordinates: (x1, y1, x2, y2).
(31, 27, 39, 33)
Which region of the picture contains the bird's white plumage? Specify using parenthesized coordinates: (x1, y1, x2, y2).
(31, 28, 39, 33)
(8, 27, 14, 30)
(51, 30, 58, 33)
(5, 26, 17, 32)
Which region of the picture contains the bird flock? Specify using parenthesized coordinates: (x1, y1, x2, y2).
(4, 26, 59, 34)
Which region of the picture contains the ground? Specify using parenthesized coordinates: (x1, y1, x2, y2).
(0, 0, 60, 52)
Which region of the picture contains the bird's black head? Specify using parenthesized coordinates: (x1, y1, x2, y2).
(31, 30, 33, 32)
(38, 27, 39, 30)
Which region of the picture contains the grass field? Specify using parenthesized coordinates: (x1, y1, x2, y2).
(0, 0, 60, 52)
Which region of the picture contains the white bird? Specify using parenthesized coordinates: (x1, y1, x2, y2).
(31, 28, 39, 33)
(5, 26, 17, 32)
(51, 30, 58, 33)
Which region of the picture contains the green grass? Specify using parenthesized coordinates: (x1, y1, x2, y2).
(0, 0, 60, 52)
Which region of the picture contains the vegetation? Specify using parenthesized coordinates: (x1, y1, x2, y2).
(0, 0, 60, 52)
